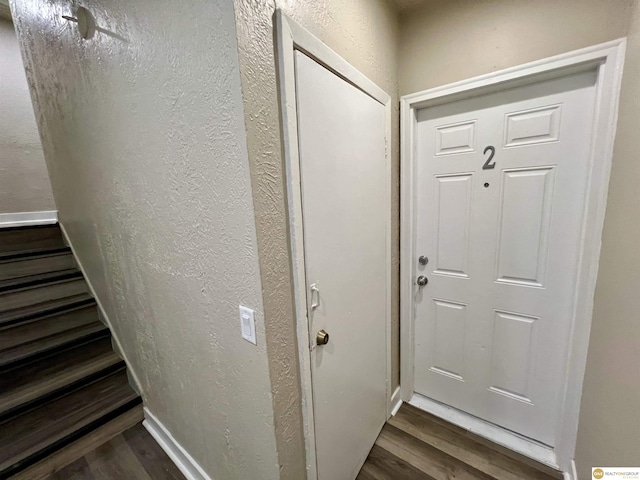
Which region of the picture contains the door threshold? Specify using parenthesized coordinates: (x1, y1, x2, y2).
(408, 393, 560, 471)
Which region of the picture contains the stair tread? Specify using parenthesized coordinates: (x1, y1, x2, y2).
(0, 225, 65, 255)
(0, 246, 71, 263)
(0, 293, 95, 327)
(0, 277, 88, 314)
(0, 368, 139, 474)
(0, 251, 75, 283)
(0, 305, 100, 351)
(0, 269, 82, 294)
(0, 336, 122, 417)
(0, 320, 108, 368)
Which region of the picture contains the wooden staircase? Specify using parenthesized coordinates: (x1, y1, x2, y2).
(0, 224, 142, 479)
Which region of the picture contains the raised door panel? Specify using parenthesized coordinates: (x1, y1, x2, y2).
(434, 174, 473, 278)
(436, 120, 477, 156)
(504, 104, 562, 148)
(488, 310, 539, 405)
(429, 299, 467, 381)
(496, 167, 555, 287)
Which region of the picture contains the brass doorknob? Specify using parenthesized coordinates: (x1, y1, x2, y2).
(316, 329, 329, 346)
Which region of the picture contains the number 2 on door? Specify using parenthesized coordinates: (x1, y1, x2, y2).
(483, 145, 496, 170)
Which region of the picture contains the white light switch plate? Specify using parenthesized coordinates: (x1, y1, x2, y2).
(239, 306, 256, 345)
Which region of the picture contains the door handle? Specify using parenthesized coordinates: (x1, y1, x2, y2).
(417, 275, 428, 287)
(310, 283, 320, 310)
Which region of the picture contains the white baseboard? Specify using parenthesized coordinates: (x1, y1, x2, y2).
(58, 221, 143, 394)
(390, 386, 402, 416)
(567, 459, 578, 480)
(143, 407, 213, 480)
(0, 210, 57, 228)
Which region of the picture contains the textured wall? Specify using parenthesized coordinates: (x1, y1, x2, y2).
(10, 1, 279, 479)
(0, 18, 54, 214)
(398, 0, 640, 474)
(232, 1, 399, 477)
(399, 0, 632, 94)
(575, 0, 640, 475)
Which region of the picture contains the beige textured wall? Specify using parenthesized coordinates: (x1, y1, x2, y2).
(10, 1, 280, 479)
(399, 0, 632, 94)
(0, 18, 54, 214)
(232, 1, 399, 477)
(399, 0, 640, 474)
(575, 0, 640, 476)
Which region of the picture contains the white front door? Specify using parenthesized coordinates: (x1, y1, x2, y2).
(295, 51, 388, 479)
(413, 69, 598, 446)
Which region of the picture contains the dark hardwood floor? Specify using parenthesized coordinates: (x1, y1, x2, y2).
(43, 423, 185, 480)
(358, 403, 565, 480)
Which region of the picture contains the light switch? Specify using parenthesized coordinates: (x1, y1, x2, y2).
(239, 306, 256, 345)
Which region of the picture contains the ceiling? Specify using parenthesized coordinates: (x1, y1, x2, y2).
(390, 0, 431, 12)
(0, 1, 426, 23)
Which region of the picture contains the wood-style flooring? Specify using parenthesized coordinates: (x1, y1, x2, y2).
(38, 423, 185, 480)
(358, 403, 564, 480)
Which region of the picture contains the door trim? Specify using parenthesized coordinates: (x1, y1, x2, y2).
(275, 10, 393, 480)
(400, 39, 626, 473)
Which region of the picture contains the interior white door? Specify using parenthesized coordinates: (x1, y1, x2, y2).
(295, 51, 388, 480)
(413, 69, 598, 446)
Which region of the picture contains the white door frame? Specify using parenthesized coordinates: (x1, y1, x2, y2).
(400, 39, 626, 474)
(275, 10, 394, 480)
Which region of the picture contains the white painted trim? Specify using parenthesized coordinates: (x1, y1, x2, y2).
(400, 38, 626, 474)
(143, 407, 212, 480)
(0, 210, 57, 228)
(567, 460, 579, 480)
(58, 221, 143, 394)
(275, 10, 393, 480)
(390, 386, 402, 416)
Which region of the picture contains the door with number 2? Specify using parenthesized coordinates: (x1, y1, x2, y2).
(413, 69, 598, 446)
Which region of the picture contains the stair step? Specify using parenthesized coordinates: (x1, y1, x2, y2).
(0, 250, 75, 282)
(0, 305, 100, 353)
(0, 368, 140, 477)
(0, 317, 108, 369)
(0, 336, 122, 418)
(0, 225, 65, 255)
(0, 246, 70, 263)
(0, 269, 82, 294)
(0, 293, 95, 329)
(8, 405, 144, 480)
(0, 275, 87, 313)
